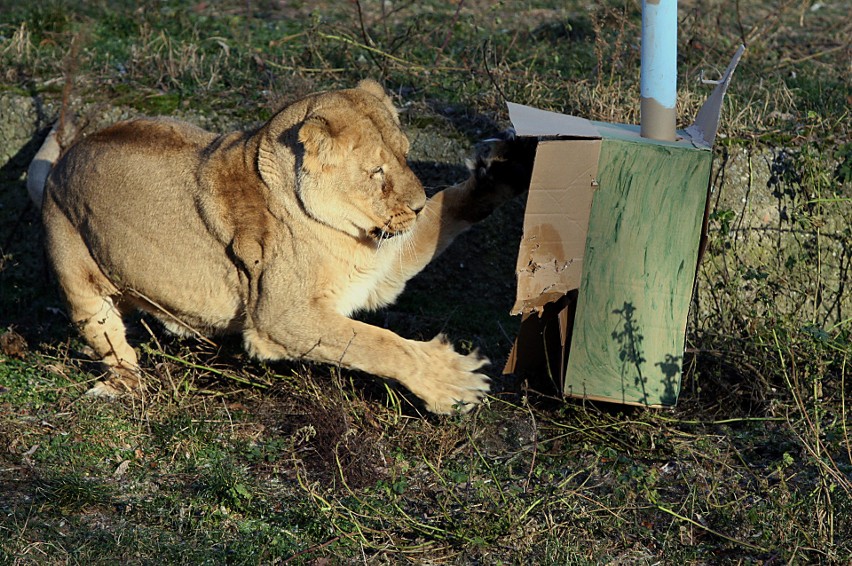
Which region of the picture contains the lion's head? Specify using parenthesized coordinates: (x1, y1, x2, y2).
(261, 79, 426, 242)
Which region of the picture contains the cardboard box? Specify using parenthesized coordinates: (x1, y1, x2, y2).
(504, 47, 744, 407)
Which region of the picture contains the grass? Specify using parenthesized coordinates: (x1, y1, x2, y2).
(1, 0, 850, 563)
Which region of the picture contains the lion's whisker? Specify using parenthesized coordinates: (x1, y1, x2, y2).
(403, 233, 416, 270)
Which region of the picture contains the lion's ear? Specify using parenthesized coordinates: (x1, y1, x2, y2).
(356, 79, 386, 99)
(356, 79, 400, 124)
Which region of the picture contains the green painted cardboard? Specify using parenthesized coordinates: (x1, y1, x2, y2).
(564, 138, 712, 406)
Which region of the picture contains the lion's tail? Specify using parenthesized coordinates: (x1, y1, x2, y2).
(26, 124, 61, 208)
(26, 121, 77, 208)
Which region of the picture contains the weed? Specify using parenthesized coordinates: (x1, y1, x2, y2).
(32, 471, 115, 511)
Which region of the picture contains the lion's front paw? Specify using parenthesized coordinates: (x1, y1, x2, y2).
(474, 130, 537, 192)
(412, 335, 490, 414)
(460, 131, 537, 223)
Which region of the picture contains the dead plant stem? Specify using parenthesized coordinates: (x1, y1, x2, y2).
(142, 346, 267, 389)
(842, 353, 851, 466)
(775, 42, 852, 69)
(772, 330, 851, 494)
(433, 0, 464, 65)
(524, 400, 538, 494)
(316, 32, 424, 71)
(282, 535, 344, 563)
(655, 504, 768, 552)
(467, 431, 508, 506)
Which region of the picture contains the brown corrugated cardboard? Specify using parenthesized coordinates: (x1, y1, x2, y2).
(511, 139, 600, 315)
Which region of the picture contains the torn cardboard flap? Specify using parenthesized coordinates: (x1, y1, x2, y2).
(685, 44, 745, 147)
(511, 139, 601, 314)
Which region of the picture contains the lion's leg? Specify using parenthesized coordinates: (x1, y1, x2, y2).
(43, 195, 141, 395)
(395, 184, 473, 275)
(71, 293, 140, 394)
(244, 315, 489, 414)
(383, 135, 536, 286)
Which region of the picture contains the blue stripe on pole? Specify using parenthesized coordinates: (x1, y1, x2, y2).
(640, 0, 677, 109)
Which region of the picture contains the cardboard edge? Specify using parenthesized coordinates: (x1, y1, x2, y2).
(507, 101, 602, 139)
(562, 391, 671, 409)
(684, 45, 746, 148)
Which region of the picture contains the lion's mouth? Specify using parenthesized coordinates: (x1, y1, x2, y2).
(369, 227, 401, 241)
(369, 212, 417, 242)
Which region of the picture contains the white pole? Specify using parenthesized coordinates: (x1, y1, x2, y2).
(640, 0, 677, 141)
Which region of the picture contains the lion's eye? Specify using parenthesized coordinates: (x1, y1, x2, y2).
(371, 166, 384, 177)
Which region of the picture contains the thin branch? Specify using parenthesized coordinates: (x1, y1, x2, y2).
(656, 504, 769, 552)
(482, 39, 508, 106)
(433, 0, 464, 65)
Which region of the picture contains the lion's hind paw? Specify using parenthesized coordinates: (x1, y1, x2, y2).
(85, 366, 144, 398)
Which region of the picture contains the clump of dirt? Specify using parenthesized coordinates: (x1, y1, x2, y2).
(249, 384, 388, 490)
(0, 328, 28, 359)
(296, 397, 385, 489)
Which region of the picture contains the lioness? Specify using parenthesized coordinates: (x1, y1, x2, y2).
(28, 79, 534, 414)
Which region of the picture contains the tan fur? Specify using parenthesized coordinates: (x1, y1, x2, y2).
(38, 79, 532, 413)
